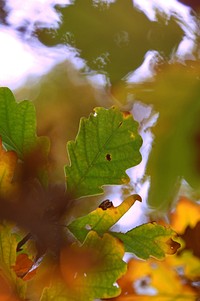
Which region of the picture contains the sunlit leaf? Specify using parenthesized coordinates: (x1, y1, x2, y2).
(0, 138, 17, 196)
(68, 194, 142, 242)
(112, 222, 180, 260)
(60, 231, 127, 300)
(113, 257, 197, 301)
(170, 197, 200, 234)
(168, 250, 200, 281)
(0, 87, 49, 160)
(65, 107, 142, 198)
(169, 197, 200, 257)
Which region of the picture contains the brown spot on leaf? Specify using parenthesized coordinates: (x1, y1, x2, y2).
(122, 111, 131, 118)
(99, 199, 113, 210)
(165, 238, 181, 255)
(105, 153, 112, 161)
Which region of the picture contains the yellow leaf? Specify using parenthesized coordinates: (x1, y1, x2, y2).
(114, 257, 196, 301)
(167, 250, 200, 281)
(0, 138, 17, 196)
(170, 197, 200, 234)
(68, 194, 142, 242)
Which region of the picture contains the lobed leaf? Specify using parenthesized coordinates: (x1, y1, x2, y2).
(40, 232, 127, 301)
(170, 196, 200, 234)
(112, 222, 181, 260)
(0, 87, 49, 160)
(60, 231, 127, 300)
(65, 107, 142, 198)
(68, 194, 142, 242)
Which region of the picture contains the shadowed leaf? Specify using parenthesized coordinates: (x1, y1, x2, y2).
(37, 0, 183, 86)
(60, 231, 126, 300)
(40, 232, 126, 301)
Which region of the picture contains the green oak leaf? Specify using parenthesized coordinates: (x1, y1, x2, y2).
(112, 222, 181, 260)
(0, 87, 49, 159)
(68, 194, 142, 242)
(65, 107, 142, 198)
(40, 232, 126, 301)
(0, 224, 27, 299)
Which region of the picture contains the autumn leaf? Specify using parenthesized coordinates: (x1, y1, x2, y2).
(0, 138, 17, 196)
(113, 257, 197, 301)
(13, 254, 36, 281)
(67, 194, 142, 242)
(61, 231, 126, 300)
(168, 250, 200, 282)
(170, 196, 200, 234)
(40, 282, 72, 301)
(0, 273, 22, 301)
(39, 231, 126, 301)
(112, 222, 180, 260)
(170, 196, 200, 258)
(0, 224, 26, 300)
(65, 107, 142, 198)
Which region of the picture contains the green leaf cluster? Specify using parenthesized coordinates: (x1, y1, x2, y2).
(0, 87, 180, 301)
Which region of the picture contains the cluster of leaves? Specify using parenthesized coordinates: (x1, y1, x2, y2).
(0, 87, 180, 300)
(106, 59, 200, 300)
(112, 197, 200, 300)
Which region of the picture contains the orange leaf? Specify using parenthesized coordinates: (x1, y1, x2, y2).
(13, 254, 36, 281)
(114, 257, 196, 300)
(0, 138, 17, 196)
(170, 197, 200, 234)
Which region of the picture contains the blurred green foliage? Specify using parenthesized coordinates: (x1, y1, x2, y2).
(37, 0, 183, 86)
